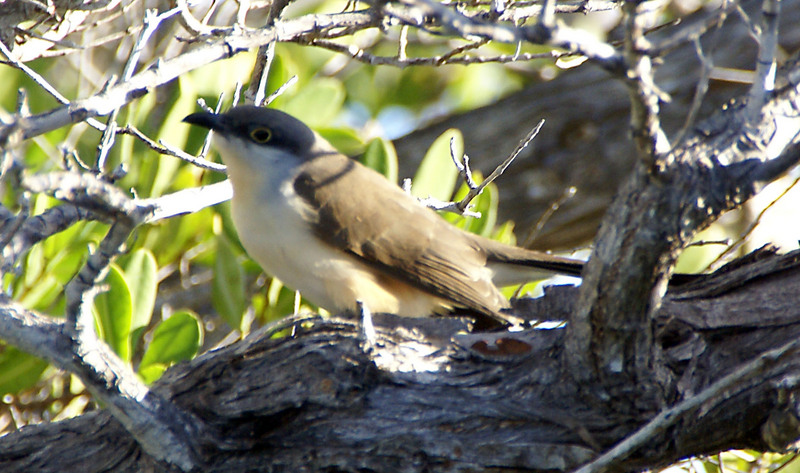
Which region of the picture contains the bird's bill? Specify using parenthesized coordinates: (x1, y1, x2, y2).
(183, 111, 223, 131)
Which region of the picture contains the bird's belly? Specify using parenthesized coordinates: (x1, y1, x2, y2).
(230, 195, 445, 317)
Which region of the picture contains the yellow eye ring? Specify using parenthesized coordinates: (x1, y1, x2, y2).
(250, 128, 272, 143)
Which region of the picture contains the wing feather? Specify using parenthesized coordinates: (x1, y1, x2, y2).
(293, 152, 508, 318)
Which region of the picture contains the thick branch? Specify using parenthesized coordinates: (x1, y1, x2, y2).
(1, 249, 799, 472)
(566, 53, 800, 392)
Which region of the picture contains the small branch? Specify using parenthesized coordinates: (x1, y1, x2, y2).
(521, 185, 577, 247)
(745, 0, 780, 123)
(647, 1, 736, 56)
(0, 40, 106, 133)
(0, 300, 205, 471)
(398, 25, 409, 61)
(2, 10, 377, 141)
(706, 173, 800, 272)
(498, 0, 621, 23)
(672, 36, 715, 147)
(244, 42, 276, 106)
(19, 171, 151, 325)
(0, 193, 31, 263)
(21, 171, 152, 222)
(245, 0, 290, 106)
(379, 0, 624, 70)
(308, 37, 563, 66)
(117, 124, 227, 172)
(537, 0, 556, 28)
(265, 75, 298, 105)
(572, 336, 800, 473)
(409, 120, 544, 217)
(95, 6, 184, 173)
(1, 204, 98, 271)
(622, 0, 671, 162)
(451, 119, 544, 213)
(141, 180, 233, 223)
(176, 0, 217, 35)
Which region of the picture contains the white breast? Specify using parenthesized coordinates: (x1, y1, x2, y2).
(217, 136, 445, 317)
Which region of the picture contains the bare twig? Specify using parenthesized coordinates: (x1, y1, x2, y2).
(0, 194, 31, 263)
(96, 6, 184, 172)
(308, 37, 563, 66)
(245, 42, 276, 106)
(265, 75, 298, 105)
(232, 81, 244, 107)
(177, 0, 217, 35)
(1, 10, 377, 141)
(745, 0, 780, 123)
(459, 119, 545, 210)
(381, 0, 623, 69)
(117, 124, 227, 172)
(522, 185, 577, 248)
(706, 174, 800, 272)
(1, 204, 97, 271)
(411, 120, 545, 217)
(672, 36, 715, 147)
(622, 0, 671, 162)
(647, 1, 736, 55)
(537, 0, 556, 28)
(141, 180, 233, 223)
(398, 25, 409, 61)
(572, 337, 800, 473)
(0, 40, 106, 133)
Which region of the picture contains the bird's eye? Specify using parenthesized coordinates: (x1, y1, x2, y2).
(250, 128, 272, 143)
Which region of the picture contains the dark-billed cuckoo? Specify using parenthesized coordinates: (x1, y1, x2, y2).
(184, 106, 585, 326)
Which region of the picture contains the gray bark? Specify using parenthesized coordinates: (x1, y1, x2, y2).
(1, 248, 799, 472)
(2, 1, 800, 471)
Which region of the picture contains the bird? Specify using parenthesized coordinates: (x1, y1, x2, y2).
(183, 105, 585, 326)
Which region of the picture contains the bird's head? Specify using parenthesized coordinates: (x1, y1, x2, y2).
(183, 106, 318, 167)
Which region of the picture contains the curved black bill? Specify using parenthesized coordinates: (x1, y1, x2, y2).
(183, 111, 222, 131)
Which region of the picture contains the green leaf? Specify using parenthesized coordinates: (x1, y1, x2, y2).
(19, 275, 61, 311)
(411, 129, 462, 201)
(447, 174, 499, 238)
(138, 363, 167, 384)
(0, 347, 48, 395)
(317, 127, 366, 156)
(122, 249, 158, 331)
(261, 278, 304, 323)
(93, 264, 133, 361)
(491, 220, 518, 246)
(360, 138, 399, 183)
(23, 244, 45, 288)
(188, 51, 256, 97)
(212, 235, 246, 330)
(46, 249, 86, 285)
(139, 310, 202, 383)
(149, 76, 200, 197)
(283, 78, 345, 128)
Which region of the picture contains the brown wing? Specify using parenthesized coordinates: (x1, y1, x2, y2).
(293, 152, 509, 318)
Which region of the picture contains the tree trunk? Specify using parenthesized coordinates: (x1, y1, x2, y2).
(1, 248, 799, 472)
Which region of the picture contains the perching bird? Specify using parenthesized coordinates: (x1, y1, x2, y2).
(184, 106, 584, 326)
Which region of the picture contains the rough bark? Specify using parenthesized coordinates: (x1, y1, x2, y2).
(0, 247, 798, 472)
(2, 1, 800, 471)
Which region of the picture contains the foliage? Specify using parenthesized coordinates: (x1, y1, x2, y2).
(0, 23, 521, 429)
(0, 0, 797, 471)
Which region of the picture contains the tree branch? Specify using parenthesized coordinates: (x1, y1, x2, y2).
(2, 248, 799, 471)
